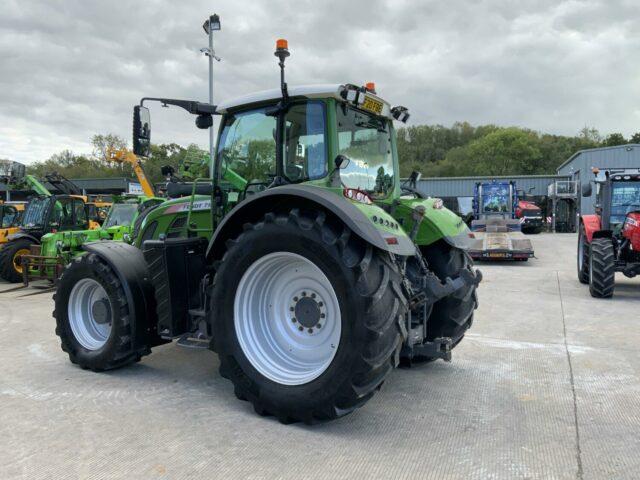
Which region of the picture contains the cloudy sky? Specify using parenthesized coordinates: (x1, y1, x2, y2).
(1, 0, 639, 164)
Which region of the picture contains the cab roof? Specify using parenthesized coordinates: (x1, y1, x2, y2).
(216, 83, 392, 117)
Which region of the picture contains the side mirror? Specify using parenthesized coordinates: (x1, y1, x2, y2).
(408, 170, 422, 189)
(581, 183, 592, 197)
(133, 106, 151, 157)
(334, 155, 350, 170)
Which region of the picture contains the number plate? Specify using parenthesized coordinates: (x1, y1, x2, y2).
(489, 252, 506, 258)
(361, 96, 383, 115)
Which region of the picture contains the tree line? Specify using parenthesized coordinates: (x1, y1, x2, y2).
(9, 124, 640, 183)
(397, 123, 640, 177)
(23, 134, 209, 184)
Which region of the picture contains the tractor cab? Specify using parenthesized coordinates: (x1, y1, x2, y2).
(589, 168, 640, 229)
(475, 181, 515, 219)
(133, 83, 407, 222)
(210, 83, 399, 210)
(19, 195, 91, 238)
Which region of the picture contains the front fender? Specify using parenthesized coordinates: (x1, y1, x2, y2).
(581, 215, 601, 242)
(393, 197, 473, 250)
(82, 241, 160, 348)
(206, 185, 416, 262)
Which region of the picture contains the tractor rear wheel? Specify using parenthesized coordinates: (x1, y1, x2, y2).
(0, 238, 33, 283)
(407, 241, 477, 362)
(54, 254, 150, 371)
(211, 208, 408, 423)
(588, 238, 615, 298)
(577, 223, 589, 284)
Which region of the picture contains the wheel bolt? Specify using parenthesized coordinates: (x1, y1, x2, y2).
(290, 306, 294, 311)
(292, 318, 297, 323)
(308, 328, 313, 334)
(318, 302, 324, 307)
(293, 296, 299, 302)
(320, 313, 325, 319)
(298, 326, 304, 331)
(311, 293, 316, 299)
(317, 324, 322, 329)
(302, 291, 307, 296)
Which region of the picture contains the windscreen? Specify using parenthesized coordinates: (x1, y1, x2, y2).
(103, 204, 138, 228)
(610, 181, 640, 224)
(336, 105, 395, 198)
(481, 183, 510, 213)
(20, 197, 49, 228)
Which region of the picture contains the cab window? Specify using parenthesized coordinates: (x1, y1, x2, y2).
(74, 200, 89, 228)
(218, 108, 277, 192)
(283, 102, 327, 181)
(1, 206, 17, 227)
(51, 198, 88, 230)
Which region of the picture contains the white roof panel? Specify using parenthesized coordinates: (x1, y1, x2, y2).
(216, 84, 392, 118)
(216, 84, 343, 113)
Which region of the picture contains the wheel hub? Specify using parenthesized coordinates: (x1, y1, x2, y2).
(91, 298, 112, 325)
(293, 294, 323, 329)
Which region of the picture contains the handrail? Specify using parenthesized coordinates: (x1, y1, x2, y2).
(186, 177, 214, 234)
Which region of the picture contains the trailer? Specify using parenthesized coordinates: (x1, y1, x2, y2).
(469, 180, 534, 261)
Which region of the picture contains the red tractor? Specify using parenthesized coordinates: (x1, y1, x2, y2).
(516, 199, 543, 234)
(577, 167, 640, 297)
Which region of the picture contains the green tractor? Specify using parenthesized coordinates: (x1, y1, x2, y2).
(53, 41, 481, 423)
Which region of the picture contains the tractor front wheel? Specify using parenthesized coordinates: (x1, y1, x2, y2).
(577, 223, 589, 284)
(588, 238, 615, 298)
(0, 238, 33, 283)
(54, 254, 150, 371)
(406, 240, 478, 362)
(211, 209, 408, 423)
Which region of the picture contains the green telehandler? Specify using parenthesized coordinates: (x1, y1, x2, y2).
(53, 40, 481, 423)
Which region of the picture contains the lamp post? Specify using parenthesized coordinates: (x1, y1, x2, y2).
(201, 14, 221, 177)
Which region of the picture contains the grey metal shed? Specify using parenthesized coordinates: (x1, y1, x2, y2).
(557, 144, 640, 214)
(416, 174, 569, 198)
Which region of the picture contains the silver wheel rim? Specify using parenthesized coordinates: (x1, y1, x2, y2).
(578, 231, 584, 271)
(234, 251, 341, 386)
(68, 278, 112, 350)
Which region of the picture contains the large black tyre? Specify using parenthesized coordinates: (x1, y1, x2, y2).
(210, 208, 408, 423)
(421, 240, 477, 342)
(54, 253, 150, 371)
(0, 238, 34, 283)
(577, 223, 589, 284)
(588, 238, 615, 298)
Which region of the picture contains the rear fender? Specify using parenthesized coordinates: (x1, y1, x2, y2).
(206, 185, 416, 262)
(82, 241, 164, 348)
(581, 215, 601, 242)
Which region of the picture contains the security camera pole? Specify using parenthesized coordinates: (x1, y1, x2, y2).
(201, 14, 221, 177)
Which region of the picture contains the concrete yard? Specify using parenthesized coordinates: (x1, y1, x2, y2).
(0, 233, 638, 479)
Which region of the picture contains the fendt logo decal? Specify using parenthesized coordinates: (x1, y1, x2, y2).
(164, 200, 211, 214)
